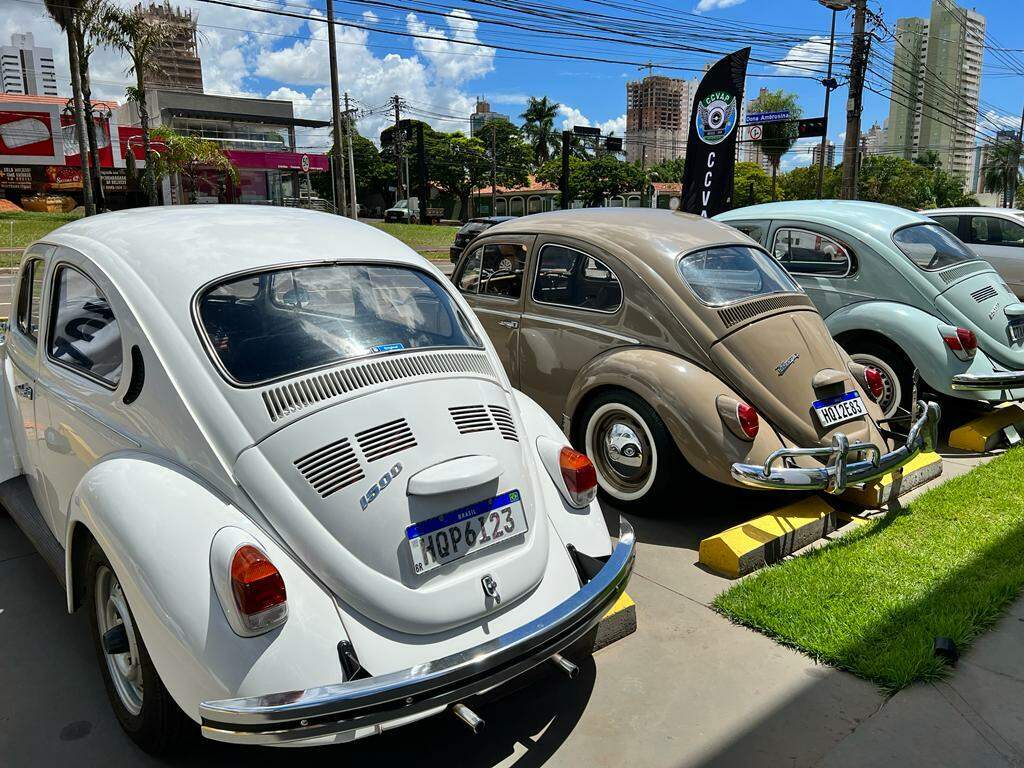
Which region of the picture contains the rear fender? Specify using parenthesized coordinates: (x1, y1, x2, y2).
(566, 348, 785, 486)
(65, 454, 348, 721)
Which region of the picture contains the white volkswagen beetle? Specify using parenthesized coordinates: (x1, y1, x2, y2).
(0, 206, 634, 751)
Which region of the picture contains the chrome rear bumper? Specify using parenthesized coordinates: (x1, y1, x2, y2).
(951, 370, 1024, 391)
(730, 401, 940, 494)
(199, 518, 636, 745)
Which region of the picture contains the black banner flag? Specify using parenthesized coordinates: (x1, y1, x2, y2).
(681, 47, 750, 218)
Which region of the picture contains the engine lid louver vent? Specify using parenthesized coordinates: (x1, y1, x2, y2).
(450, 405, 494, 434)
(971, 284, 998, 303)
(262, 351, 497, 422)
(717, 294, 809, 328)
(488, 405, 519, 442)
(941, 261, 989, 285)
(294, 438, 364, 499)
(356, 418, 417, 462)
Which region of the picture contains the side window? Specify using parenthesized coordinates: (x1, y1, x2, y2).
(533, 244, 623, 312)
(456, 247, 482, 294)
(772, 227, 853, 277)
(48, 266, 123, 386)
(733, 222, 768, 245)
(15, 258, 45, 342)
(931, 215, 960, 238)
(971, 216, 1024, 247)
(479, 243, 526, 299)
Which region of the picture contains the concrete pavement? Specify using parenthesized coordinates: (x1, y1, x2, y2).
(0, 268, 14, 320)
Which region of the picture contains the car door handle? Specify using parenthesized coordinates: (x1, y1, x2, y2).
(498, 319, 519, 329)
(15, 383, 33, 401)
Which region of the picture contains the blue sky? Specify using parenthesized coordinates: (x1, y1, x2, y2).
(4, 0, 1022, 168)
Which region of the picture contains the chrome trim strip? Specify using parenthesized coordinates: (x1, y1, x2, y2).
(199, 518, 635, 745)
(730, 401, 940, 493)
(519, 314, 639, 345)
(951, 371, 1024, 391)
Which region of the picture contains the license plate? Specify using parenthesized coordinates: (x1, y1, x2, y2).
(406, 490, 527, 574)
(812, 391, 866, 428)
(1010, 321, 1024, 345)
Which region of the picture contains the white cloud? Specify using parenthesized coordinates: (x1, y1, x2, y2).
(978, 109, 1020, 134)
(695, 0, 746, 12)
(556, 105, 626, 137)
(405, 9, 495, 83)
(775, 35, 832, 76)
(780, 137, 820, 171)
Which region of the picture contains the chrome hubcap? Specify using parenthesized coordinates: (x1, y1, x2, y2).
(587, 404, 656, 500)
(95, 566, 144, 715)
(604, 422, 645, 479)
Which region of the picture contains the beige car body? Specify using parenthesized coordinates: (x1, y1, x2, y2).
(452, 208, 903, 492)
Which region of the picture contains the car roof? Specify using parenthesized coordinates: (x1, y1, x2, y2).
(717, 199, 932, 238)
(482, 208, 753, 262)
(922, 206, 1024, 215)
(469, 216, 515, 224)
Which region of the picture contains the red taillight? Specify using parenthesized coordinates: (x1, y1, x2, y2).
(943, 327, 977, 356)
(231, 545, 287, 631)
(559, 447, 598, 507)
(737, 402, 759, 439)
(864, 366, 885, 400)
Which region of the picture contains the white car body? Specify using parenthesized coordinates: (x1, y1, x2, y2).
(924, 207, 1024, 299)
(0, 206, 633, 747)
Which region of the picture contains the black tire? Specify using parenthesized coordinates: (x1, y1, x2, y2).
(85, 541, 193, 754)
(574, 389, 687, 513)
(845, 340, 915, 422)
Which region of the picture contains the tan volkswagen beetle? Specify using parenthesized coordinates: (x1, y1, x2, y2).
(453, 208, 939, 509)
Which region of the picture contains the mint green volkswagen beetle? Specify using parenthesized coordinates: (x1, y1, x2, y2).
(717, 201, 1024, 420)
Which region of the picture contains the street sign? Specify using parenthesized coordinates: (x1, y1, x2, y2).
(300, 154, 310, 173)
(604, 136, 623, 152)
(746, 110, 791, 124)
(797, 117, 827, 138)
(573, 126, 601, 137)
(747, 125, 763, 141)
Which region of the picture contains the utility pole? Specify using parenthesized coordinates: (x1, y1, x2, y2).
(559, 130, 572, 210)
(416, 122, 428, 224)
(840, 0, 868, 200)
(816, 0, 847, 198)
(489, 123, 497, 216)
(1012, 103, 1024, 209)
(393, 94, 404, 202)
(324, 0, 347, 216)
(344, 92, 358, 217)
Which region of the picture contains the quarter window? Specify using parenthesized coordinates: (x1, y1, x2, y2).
(772, 228, 853, 277)
(48, 266, 123, 386)
(532, 244, 622, 312)
(15, 258, 45, 342)
(969, 216, 1024, 247)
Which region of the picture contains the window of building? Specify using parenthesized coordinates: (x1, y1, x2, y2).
(772, 227, 853, 277)
(533, 244, 622, 312)
(510, 197, 525, 217)
(48, 266, 123, 386)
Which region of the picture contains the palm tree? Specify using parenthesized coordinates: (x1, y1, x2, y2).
(44, 0, 96, 216)
(101, 5, 173, 206)
(749, 89, 802, 200)
(73, 0, 109, 210)
(983, 139, 1023, 208)
(520, 96, 560, 166)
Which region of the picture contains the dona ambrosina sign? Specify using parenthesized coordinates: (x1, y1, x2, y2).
(681, 48, 750, 218)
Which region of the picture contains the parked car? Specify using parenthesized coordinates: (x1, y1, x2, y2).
(452, 208, 938, 507)
(451, 216, 517, 262)
(0, 206, 634, 751)
(384, 197, 420, 223)
(925, 207, 1024, 299)
(717, 201, 1024, 420)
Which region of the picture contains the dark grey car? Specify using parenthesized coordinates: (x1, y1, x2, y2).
(450, 216, 517, 262)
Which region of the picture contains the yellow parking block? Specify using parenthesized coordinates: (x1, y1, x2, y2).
(594, 592, 637, 651)
(698, 496, 838, 579)
(840, 451, 943, 508)
(948, 403, 1024, 453)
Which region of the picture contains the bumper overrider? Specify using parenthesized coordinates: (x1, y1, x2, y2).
(199, 518, 636, 745)
(730, 400, 940, 494)
(951, 369, 1024, 391)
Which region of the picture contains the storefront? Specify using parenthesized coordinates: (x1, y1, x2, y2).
(164, 149, 330, 206)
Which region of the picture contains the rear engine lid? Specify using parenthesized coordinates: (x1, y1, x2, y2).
(234, 376, 550, 635)
(937, 270, 1024, 366)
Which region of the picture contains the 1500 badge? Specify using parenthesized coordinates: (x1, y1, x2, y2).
(360, 463, 403, 510)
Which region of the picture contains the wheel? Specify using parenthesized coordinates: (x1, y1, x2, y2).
(86, 541, 193, 753)
(575, 389, 684, 512)
(846, 341, 914, 421)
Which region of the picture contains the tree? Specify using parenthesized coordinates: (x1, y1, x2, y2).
(734, 162, 774, 206)
(535, 155, 643, 207)
(148, 127, 237, 203)
(749, 89, 802, 200)
(71, 0, 110, 211)
(45, 0, 95, 216)
(427, 132, 490, 221)
(983, 139, 1023, 208)
(101, 6, 173, 206)
(520, 96, 560, 166)
(483, 120, 532, 190)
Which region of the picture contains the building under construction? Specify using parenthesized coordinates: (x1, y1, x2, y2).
(624, 74, 699, 166)
(139, 1, 204, 93)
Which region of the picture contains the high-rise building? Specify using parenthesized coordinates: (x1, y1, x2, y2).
(624, 74, 700, 165)
(884, 0, 984, 181)
(469, 99, 509, 137)
(740, 87, 773, 173)
(139, 2, 204, 93)
(0, 33, 58, 96)
(861, 121, 887, 157)
(812, 141, 836, 169)
(970, 129, 1017, 196)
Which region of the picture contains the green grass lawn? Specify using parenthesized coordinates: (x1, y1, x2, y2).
(368, 221, 459, 256)
(714, 448, 1024, 691)
(0, 212, 82, 266)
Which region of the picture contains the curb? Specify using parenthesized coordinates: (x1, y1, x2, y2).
(840, 451, 943, 508)
(593, 592, 637, 651)
(948, 403, 1024, 452)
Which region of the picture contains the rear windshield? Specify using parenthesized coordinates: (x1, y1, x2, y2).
(199, 264, 481, 385)
(678, 245, 800, 306)
(892, 223, 977, 271)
